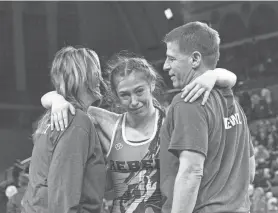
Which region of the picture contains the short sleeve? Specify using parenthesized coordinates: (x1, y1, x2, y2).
(169, 102, 209, 158)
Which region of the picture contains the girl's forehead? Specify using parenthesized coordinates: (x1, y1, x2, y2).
(115, 72, 150, 91)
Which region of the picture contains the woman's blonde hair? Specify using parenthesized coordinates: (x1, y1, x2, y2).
(34, 46, 106, 139)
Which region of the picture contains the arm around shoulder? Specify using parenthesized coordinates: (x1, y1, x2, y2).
(41, 91, 62, 109)
(214, 68, 237, 88)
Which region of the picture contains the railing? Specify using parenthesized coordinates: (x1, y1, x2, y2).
(221, 31, 278, 50)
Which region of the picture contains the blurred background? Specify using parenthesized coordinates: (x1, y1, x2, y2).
(0, 1, 278, 212)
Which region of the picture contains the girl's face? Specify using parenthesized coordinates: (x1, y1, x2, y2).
(115, 71, 154, 117)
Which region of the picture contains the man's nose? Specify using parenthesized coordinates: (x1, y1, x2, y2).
(163, 59, 170, 72)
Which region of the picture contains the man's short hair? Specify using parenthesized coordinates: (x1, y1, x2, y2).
(164, 21, 220, 68)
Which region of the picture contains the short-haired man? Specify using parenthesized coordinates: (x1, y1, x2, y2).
(160, 21, 255, 213)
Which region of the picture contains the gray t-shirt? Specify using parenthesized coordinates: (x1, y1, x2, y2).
(160, 88, 254, 213)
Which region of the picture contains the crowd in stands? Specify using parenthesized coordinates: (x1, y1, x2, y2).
(219, 37, 278, 84)
(6, 173, 29, 213)
(0, 168, 29, 213)
(238, 85, 278, 213)
(236, 88, 277, 122)
(220, 34, 278, 213)
(248, 115, 278, 213)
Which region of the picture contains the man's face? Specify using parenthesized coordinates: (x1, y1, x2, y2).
(163, 42, 194, 89)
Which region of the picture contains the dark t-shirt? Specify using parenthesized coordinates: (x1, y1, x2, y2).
(160, 88, 254, 213)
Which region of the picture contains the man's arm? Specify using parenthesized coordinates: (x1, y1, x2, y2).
(169, 102, 208, 213)
(249, 155, 256, 184)
(249, 135, 256, 183)
(172, 150, 205, 213)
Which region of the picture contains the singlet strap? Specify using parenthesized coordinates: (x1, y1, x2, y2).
(106, 115, 123, 158)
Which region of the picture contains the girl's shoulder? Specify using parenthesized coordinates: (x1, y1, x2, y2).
(87, 106, 121, 124)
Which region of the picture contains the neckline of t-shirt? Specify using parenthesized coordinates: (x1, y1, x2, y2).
(122, 109, 158, 146)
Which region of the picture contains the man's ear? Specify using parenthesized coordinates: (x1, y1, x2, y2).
(191, 51, 202, 69)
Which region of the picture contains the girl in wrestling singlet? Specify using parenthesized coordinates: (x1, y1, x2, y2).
(41, 52, 237, 213)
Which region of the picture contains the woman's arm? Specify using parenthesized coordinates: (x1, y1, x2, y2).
(41, 91, 120, 155)
(181, 68, 237, 105)
(41, 91, 120, 131)
(41, 91, 76, 130)
(41, 91, 64, 109)
(214, 68, 237, 88)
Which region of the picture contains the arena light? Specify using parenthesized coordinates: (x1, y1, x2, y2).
(164, 8, 173, 20)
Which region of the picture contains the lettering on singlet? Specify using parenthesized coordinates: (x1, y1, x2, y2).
(109, 159, 160, 172)
(223, 113, 242, 129)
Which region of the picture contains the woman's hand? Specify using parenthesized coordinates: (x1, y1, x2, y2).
(181, 70, 217, 105)
(50, 96, 75, 131)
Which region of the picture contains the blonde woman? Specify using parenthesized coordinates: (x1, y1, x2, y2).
(21, 46, 107, 213)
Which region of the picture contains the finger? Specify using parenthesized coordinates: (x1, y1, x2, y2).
(189, 88, 206, 102)
(69, 104, 76, 115)
(202, 91, 210, 105)
(50, 113, 54, 131)
(57, 112, 64, 131)
(62, 109, 68, 128)
(181, 82, 196, 98)
(53, 113, 60, 131)
(183, 84, 200, 102)
(181, 81, 196, 92)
